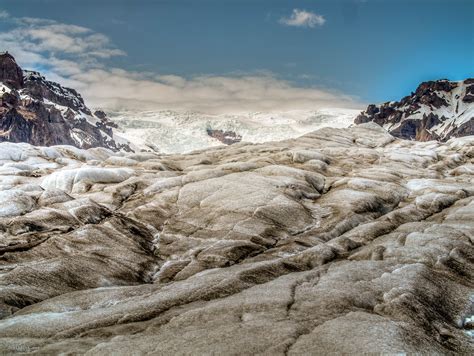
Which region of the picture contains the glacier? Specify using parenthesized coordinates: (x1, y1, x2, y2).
(0, 124, 473, 354)
(110, 108, 359, 153)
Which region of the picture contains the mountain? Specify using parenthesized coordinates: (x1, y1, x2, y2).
(355, 79, 474, 141)
(111, 108, 359, 153)
(0, 52, 131, 151)
(0, 124, 473, 354)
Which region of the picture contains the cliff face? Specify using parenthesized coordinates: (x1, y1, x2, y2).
(0, 124, 473, 354)
(355, 79, 474, 141)
(0, 53, 131, 151)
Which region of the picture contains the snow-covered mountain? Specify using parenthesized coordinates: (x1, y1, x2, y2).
(355, 79, 474, 141)
(110, 108, 358, 153)
(0, 52, 131, 151)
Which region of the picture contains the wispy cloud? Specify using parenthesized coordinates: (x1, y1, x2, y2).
(0, 10, 359, 114)
(279, 9, 326, 28)
(0, 17, 125, 62)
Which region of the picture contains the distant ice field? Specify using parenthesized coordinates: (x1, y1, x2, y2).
(110, 108, 359, 154)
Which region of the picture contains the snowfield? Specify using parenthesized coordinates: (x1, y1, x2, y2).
(110, 108, 359, 153)
(0, 124, 473, 354)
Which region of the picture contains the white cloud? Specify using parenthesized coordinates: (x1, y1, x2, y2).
(279, 9, 326, 28)
(0, 10, 9, 19)
(66, 70, 359, 114)
(0, 15, 125, 63)
(0, 11, 360, 114)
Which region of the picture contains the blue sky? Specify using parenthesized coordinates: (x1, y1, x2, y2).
(0, 0, 472, 112)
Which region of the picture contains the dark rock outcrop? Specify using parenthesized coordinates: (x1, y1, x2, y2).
(206, 128, 243, 145)
(0, 53, 131, 151)
(463, 84, 474, 103)
(355, 79, 474, 141)
(94, 110, 107, 119)
(0, 52, 23, 89)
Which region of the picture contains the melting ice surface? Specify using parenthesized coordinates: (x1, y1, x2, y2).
(109, 108, 359, 154)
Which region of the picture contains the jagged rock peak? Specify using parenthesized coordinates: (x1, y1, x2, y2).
(22, 69, 90, 114)
(355, 78, 474, 141)
(0, 52, 23, 89)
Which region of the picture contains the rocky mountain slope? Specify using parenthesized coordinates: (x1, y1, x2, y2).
(355, 79, 474, 141)
(0, 52, 131, 152)
(0, 123, 472, 354)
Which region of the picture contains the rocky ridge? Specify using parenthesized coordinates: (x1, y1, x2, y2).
(0, 52, 131, 152)
(0, 123, 473, 354)
(355, 79, 474, 141)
